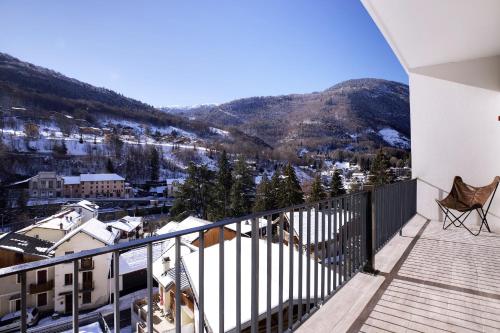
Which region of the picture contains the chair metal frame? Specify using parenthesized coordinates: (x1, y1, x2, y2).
(436, 179, 499, 236)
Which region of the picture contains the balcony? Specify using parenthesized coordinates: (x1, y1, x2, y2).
(296, 212, 500, 332)
(29, 279, 54, 294)
(0, 179, 418, 332)
(7, 178, 500, 333)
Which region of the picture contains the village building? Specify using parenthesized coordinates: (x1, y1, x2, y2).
(62, 173, 131, 198)
(28, 171, 64, 199)
(18, 200, 98, 243)
(106, 216, 144, 242)
(284, 208, 346, 260)
(0, 233, 54, 317)
(131, 239, 197, 332)
(47, 218, 119, 314)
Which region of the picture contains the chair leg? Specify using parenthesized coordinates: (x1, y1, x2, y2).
(477, 208, 492, 233)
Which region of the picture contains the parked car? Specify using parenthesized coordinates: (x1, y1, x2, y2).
(0, 307, 39, 331)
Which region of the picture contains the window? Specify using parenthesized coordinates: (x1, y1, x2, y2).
(16, 273, 21, 284)
(48, 180, 54, 189)
(82, 291, 91, 304)
(64, 273, 73, 286)
(37, 270, 47, 284)
(65, 251, 74, 255)
(12, 299, 21, 312)
(37, 292, 48, 307)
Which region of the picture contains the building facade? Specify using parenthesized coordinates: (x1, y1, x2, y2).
(62, 173, 130, 198)
(0, 233, 55, 317)
(28, 172, 64, 199)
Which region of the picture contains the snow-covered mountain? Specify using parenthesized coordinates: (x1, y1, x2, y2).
(162, 78, 411, 152)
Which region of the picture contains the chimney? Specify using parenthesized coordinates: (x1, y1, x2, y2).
(59, 222, 63, 230)
(106, 225, 113, 232)
(163, 257, 171, 272)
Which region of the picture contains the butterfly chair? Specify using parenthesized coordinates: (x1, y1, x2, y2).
(436, 176, 500, 236)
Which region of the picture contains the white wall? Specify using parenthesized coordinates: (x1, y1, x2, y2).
(410, 67, 500, 229)
(54, 233, 112, 313)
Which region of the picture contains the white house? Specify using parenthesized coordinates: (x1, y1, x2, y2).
(47, 218, 119, 314)
(106, 216, 144, 242)
(18, 200, 98, 242)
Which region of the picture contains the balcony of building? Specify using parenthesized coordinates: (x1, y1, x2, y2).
(29, 279, 54, 295)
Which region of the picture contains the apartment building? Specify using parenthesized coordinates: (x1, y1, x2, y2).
(0, 233, 54, 317)
(63, 173, 130, 198)
(28, 172, 64, 199)
(48, 218, 119, 314)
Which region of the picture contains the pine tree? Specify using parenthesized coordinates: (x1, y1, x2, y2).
(330, 170, 346, 197)
(106, 158, 115, 173)
(253, 173, 273, 212)
(279, 163, 304, 207)
(209, 150, 233, 220)
(270, 168, 283, 209)
(308, 174, 326, 203)
(170, 163, 215, 220)
(150, 147, 160, 181)
(230, 159, 255, 217)
(369, 149, 391, 186)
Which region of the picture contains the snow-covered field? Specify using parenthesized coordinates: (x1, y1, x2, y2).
(0, 120, 216, 172)
(378, 127, 410, 149)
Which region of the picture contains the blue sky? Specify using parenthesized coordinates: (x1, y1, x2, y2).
(0, 1, 406, 107)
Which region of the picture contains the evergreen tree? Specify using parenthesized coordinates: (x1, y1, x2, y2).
(17, 190, 28, 209)
(209, 150, 233, 220)
(270, 168, 283, 209)
(369, 149, 391, 186)
(330, 170, 346, 197)
(253, 173, 273, 212)
(170, 163, 215, 220)
(150, 147, 160, 181)
(230, 159, 255, 217)
(308, 175, 326, 203)
(279, 163, 304, 207)
(106, 158, 115, 173)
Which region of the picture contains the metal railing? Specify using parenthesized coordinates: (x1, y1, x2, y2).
(373, 179, 417, 251)
(0, 179, 417, 333)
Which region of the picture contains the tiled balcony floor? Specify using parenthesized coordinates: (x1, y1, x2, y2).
(297, 216, 500, 333)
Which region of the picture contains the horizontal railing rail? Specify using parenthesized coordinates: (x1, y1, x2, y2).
(1, 179, 417, 333)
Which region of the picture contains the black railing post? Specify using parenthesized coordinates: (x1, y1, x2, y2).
(363, 190, 377, 273)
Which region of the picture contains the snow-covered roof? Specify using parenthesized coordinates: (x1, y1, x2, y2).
(70, 200, 99, 212)
(182, 238, 325, 333)
(62, 176, 80, 185)
(49, 218, 118, 251)
(150, 186, 167, 194)
(152, 240, 196, 289)
(108, 216, 143, 232)
(119, 242, 164, 275)
(156, 216, 212, 244)
(223, 218, 268, 235)
(166, 178, 185, 184)
(22, 209, 82, 232)
(80, 173, 125, 182)
(285, 208, 346, 244)
(7, 177, 32, 186)
(0, 232, 54, 261)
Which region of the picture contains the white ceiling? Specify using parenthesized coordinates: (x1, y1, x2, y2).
(361, 0, 500, 70)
